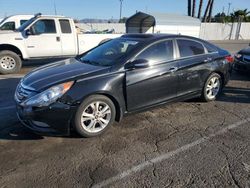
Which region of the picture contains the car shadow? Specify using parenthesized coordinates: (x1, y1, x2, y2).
(0, 123, 44, 140)
(230, 70, 250, 81)
(218, 86, 250, 104)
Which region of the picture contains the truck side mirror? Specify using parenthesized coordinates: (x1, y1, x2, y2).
(25, 29, 32, 36)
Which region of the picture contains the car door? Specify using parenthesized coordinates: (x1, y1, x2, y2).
(59, 19, 77, 56)
(176, 38, 211, 97)
(126, 39, 179, 111)
(24, 18, 62, 57)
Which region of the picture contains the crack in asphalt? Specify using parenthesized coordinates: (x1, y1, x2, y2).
(92, 118, 250, 188)
(214, 104, 246, 120)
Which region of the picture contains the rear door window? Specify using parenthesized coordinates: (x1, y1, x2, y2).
(177, 39, 205, 58)
(136, 40, 174, 64)
(59, 19, 72, 33)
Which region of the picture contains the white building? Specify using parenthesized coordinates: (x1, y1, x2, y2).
(126, 12, 201, 38)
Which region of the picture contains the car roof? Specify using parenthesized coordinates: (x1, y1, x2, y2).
(121, 33, 203, 41)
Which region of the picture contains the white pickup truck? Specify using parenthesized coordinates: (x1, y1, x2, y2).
(0, 13, 121, 74)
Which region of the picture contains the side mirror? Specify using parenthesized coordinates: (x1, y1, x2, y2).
(25, 29, 32, 36)
(125, 59, 150, 69)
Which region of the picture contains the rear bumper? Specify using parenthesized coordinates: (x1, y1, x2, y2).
(16, 102, 77, 136)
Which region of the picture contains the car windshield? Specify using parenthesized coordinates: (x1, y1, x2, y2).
(17, 16, 37, 31)
(0, 16, 10, 26)
(79, 38, 141, 66)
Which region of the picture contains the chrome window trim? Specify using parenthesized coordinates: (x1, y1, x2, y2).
(130, 38, 175, 65)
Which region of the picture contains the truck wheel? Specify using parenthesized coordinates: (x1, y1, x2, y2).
(0, 50, 22, 74)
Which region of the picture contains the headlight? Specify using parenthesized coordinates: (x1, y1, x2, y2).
(235, 53, 242, 59)
(21, 81, 74, 107)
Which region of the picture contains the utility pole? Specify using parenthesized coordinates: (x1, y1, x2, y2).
(227, 3, 231, 16)
(119, 0, 123, 21)
(54, 0, 57, 15)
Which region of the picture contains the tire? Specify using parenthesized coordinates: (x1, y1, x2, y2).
(74, 95, 116, 137)
(201, 73, 222, 102)
(0, 50, 22, 74)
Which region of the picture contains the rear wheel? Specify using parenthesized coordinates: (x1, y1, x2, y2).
(0, 50, 22, 74)
(74, 95, 116, 137)
(201, 73, 222, 102)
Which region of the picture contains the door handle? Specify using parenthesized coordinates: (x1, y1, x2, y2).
(169, 67, 178, 72)
(204, 57, 212, 63)
(56, 36, 60, 42)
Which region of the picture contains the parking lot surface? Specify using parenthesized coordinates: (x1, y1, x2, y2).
(0, 41, 250, 188)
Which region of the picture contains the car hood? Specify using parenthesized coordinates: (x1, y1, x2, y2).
(0, 31, 22, 41)
(22, 58, 110, 91)
(239, 47, 250, 55)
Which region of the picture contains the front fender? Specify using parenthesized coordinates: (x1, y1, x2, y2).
(61, 72, 126, 119)
(0, 33, 28, 59)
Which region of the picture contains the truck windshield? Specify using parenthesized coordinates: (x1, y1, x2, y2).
(17, 17, 37, 31)
(0, 17, 9, 26)
(79, 38, 141, 66)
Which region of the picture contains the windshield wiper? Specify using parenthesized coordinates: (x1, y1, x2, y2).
(80, 59, 100, 66)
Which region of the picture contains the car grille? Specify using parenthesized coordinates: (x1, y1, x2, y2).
(15, 83, 36, 103)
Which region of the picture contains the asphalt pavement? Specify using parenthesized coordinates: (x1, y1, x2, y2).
(0, 41, 250, 188)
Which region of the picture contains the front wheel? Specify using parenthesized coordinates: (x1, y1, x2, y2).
(0, 50, 22, 74)
(201, 73, 222, 102)
(74, 95, 116, 137)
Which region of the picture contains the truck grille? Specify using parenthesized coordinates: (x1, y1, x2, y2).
(15, 83, 36, 103)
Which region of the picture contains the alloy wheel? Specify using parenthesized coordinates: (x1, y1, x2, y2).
(205, 76, 221, 100)
(80, 101, 112, 133)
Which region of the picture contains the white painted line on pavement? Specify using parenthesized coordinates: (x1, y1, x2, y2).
(0, 75, 24, 80)
(92, 118, 250, 188)
(0, 105, 16, 111)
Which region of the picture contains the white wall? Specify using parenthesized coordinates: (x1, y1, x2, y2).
(149, 25, 200, 38)
(76, 22, 250, 40)
(76, 23, 125, 34)
(200, 22, 250, 40)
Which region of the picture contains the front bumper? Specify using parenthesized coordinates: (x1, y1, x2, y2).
(234, 59, 250, 72)
(16, 102, 77, 136)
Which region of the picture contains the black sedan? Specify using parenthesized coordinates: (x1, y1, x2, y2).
(15, 34, 233, 137)
(234, 47, 250, 73)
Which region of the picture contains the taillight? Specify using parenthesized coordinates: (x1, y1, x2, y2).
(225, 55, 234, 63)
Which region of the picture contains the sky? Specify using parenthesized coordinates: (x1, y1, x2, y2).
(0, 0, 250, 19)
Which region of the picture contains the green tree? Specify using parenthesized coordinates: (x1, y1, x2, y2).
(230, 9, 250, 22)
